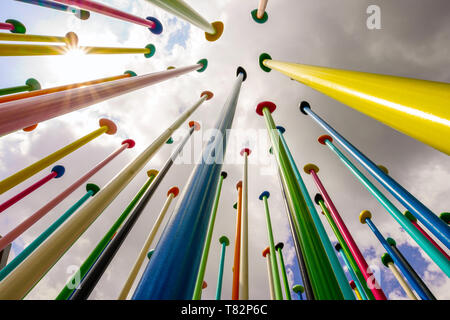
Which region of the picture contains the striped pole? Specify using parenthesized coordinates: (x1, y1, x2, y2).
(216, 236, 229, 300)
(232, 181, 243, 300)
(0, 140, 134, 253)
(276, 126, 354, 300)
(0, 78, 40, 97)
(251, 0, 269, 23)
(0, 184, 100, 281)
(275, 242, 291, 300)
(360, 210, 434, 300)
(259, 54, 450, 155)
(132, 67, 246, 300)
(71, 122, 201, 300)
(0, 62, 207, 137)
(239, 148, 250, 300)
(292, 284, 304, 300)
(0, 166, 65, 214)
(299, 102, 450, 250)
(0, 19, 26, 33)
(15, 0, 90, 20)
(193, 171, 227, 300)
(118, 187, 180, 300)
(0, 118, 117, 195)
(260, 191, 283, 300)
(317, 135, 450, 276)
(256, 101, 343, 300)
(385, 237, 436, 299)
(262, 247, 275, 300)
(144, 0, 223, 41)
(0, 91, 211, 300)
(381, 253, 417, 300)
(0, 31, 78, 46)
(349, 281, 362, 300)
(57, 168, 158, 300)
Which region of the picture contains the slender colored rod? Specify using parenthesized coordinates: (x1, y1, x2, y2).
(0, 32, 77, 44)
(335, 244, 368, 300)
(0, 78, 41, 97)
(232, 184, 243, 300)
(239, 151, 249, 300)
(275, 243, 291, 300)
(14, 0, 90, 20)
(349, 281, 362, 300)
(263, 248, 275, 300)
(216, 237, 229, 300)
(0, 22, 15, 31)
(409, 217, 450, 260)
(381, 254, 417, 300)
(257, 0, 269, 19)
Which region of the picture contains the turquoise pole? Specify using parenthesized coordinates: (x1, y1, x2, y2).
(216, 236, 229, 300)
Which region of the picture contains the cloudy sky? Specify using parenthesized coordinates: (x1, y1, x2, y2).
(0, 0, 449, 300)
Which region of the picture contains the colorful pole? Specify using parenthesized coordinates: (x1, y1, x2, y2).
(262, 247, 275, 300)
(239, 148, 250, 300)
(0, 118, 116, 195)
(0, 19, 26, 33)
(0, 61, 207, 137)
(15, 0, 90, 20)
(0, 184, 99, 281)
(251, 0, 269, 23)
(299, 102, 450, 249)
(275, 242, 291, 300)
(118, 187, 180, 300)
(216, 236, 229, 300)
(192, 171, 227, 300)
(256, 101, 343, 300)
(276, 126, 354, 300)
(386, 237, 436, 300)
(0, 166, 65, 214)
(381, 253, 417, 300)
(0, 78, 40, 97)
(260, 191, 283, 300)
(0, 31, 78, 46)
(259, 54, 450, 155)
(349, 281, 362, 300)
(56, 168, 158, 300)
(317, 134, 450, 276)
(307, 170, 385, 300)
(71, 122, 200, 300)
(360, 210, 434, 300)
(0, 91, 211, 300)
(0, 140, 134, 253)
(144, 0, 223, 41)
(232, 181, 243, 300)
(132, 67, 246, 300)
(292, 284, 304, 300)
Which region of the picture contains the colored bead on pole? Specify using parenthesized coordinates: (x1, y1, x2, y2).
(15, 0, 91, 20)
(275, 242, 291, 300)
(232, 181, 243, 300)
(239, 148, 250, 300)
(262, 247, 275, 300)
(349, 281, 362, 300)
(292, 284, 304, 300)
(0, 78, 41, 97)
(216, 235, 229, 300)
(0, 19, 26, 33)
(251, 0, 268, 23)
(381, 253, 418, 300)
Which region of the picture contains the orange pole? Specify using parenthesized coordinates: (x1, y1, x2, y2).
(231, 181, 243, 300)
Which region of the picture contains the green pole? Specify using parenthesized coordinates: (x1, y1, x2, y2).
(0, 78, 41, 96)
(275, 242, 291, 300)
(192, 171, 227, 300)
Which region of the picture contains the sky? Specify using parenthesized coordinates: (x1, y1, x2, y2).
(0, 0, 449, 300)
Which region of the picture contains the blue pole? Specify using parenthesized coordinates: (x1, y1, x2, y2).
(216, 236, 229, 300)
(132, 67, 247, 299)
(300, 101, 450, 249)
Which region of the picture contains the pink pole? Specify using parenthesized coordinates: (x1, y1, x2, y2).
(0, 22, 14, 31)
(0, 140, 134, 252)
(308, 169, 387, 300)
(0, 165, 65, 214)
(0, 62, 206, 137)
(412, 220, 450, 260)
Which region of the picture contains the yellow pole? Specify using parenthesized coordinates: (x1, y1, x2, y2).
(260, 56, 450, 155)
(0, 32, 78, 46)
(0, 119, 116, 195)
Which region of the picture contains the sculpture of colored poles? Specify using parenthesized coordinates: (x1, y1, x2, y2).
(0, 166, 65, 214)
(381, 253, 417, 300)
(259, 53, 450, 155)
(144, 0, 223, 41)
(260, 191, 283, 300)
(0, 91, 211, 300)
(256, 101, 343, 300)
(360, 210, 435, 300)
(0, 60, 207, 137)
(118, 186, 180, 300)
(239, 148, 250, 300)
(275, 242, 291, 300)
(192, 171, 228, 300)
(0, 119, 117, 195)
(262, 247, 275, 300)
(316, 134, 450, 276)
(216, 236, 229, 300)
(71, 122, 201, 300)
(232, 181, 243, 300)
(15, 0, 90, 20)
(0, 19, 26, 33)
(275, 126, 354, 300)
(386, 237, 436, 300)
(292, 284, 304, 300)
(51, 0, 162, 33)
(0, 31, 78, 46)
(132, 67, 246, 300)
(0, 78, 41, 97)
(251, 0, 269, 23)
(298, 101, 450, 251)
(0, 184, 100, 281)
(349, 281, 362, 300)
(57, 168, 158, 300)
(0, 140, 134, 253)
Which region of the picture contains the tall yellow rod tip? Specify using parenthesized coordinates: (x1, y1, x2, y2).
(98, 118, 117, 135)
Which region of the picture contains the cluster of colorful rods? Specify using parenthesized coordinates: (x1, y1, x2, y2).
(0, 0, 449, 301)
